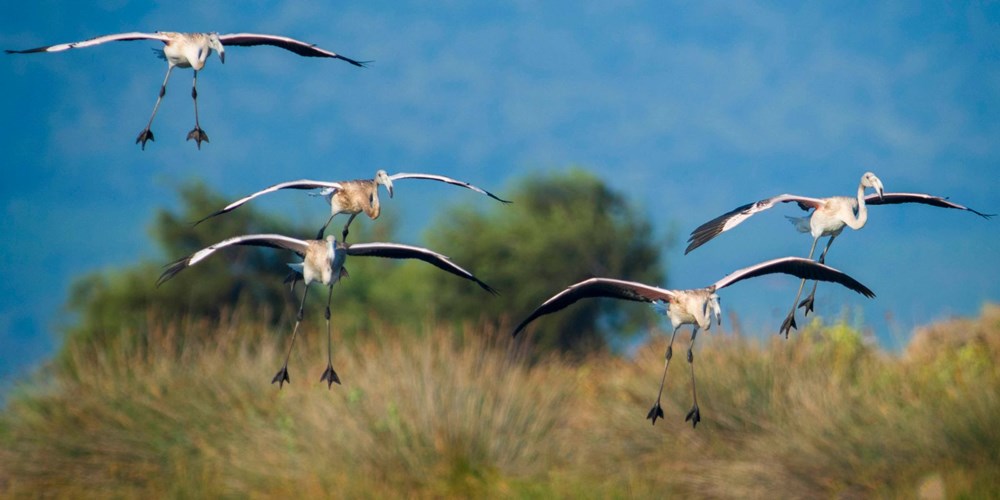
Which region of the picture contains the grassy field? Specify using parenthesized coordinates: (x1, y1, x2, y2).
(2, 304, 998, 498)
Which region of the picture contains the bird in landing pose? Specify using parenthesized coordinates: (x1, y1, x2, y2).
(7, 31, 367, 149)
(195, 169, 511, 241)
(158, 234, 496, 388)
(512, 257, 875, 427)
(685, 172, 992, 337)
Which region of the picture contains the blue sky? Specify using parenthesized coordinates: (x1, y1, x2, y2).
(2, 1, 998, 383)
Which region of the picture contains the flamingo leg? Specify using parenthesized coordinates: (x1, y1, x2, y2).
(684, 326, 702, 428)
(780, 236, 820, 337)
(799, 234, 838, 316)
(136, 64, 174, 150)
(647, 324, 680, 425)
(319, 284, 341, 388)
(341, 212, 359, 242)
(273, 283, 310, 388)
(313, 212, 336, 240)
(186, 70, 210, 149)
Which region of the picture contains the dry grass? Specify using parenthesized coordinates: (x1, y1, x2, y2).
(2, 304, 999, 497)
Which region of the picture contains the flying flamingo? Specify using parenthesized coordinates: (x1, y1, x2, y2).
(685, 172, 992, 336)
(158, 234, 496, 388)
(512, 257, 875, 427)
(195, 169, 511, 241)
(7, 31, 367, 149)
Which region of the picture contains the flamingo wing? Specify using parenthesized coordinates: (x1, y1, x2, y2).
(346, 242, 497, 294)
(6, 32, 170, 54)
(157, 233, 310, 286)
(387, 172, 512, 203)
(865, 192, 994, 219)
(512, 277, 675, 337)
(195, 180, 344, 225)
(712, 256, 874, 297)
(218, 33, 368, 66)
(685, 194, 825, 254)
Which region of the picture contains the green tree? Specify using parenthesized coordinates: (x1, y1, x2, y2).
(64, 182, 315, 351)
(422, 168, 667, 355)
(63, 169, 667, 362)
(62, 181, 423, 361)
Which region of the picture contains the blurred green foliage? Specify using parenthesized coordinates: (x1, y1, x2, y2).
(63, 168, 666, 360)
(63, 183, 311, 351)
(424, 168, 666, 354)
(62, 181, 408, 358)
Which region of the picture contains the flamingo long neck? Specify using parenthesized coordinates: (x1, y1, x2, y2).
(844, 181, 869, 230)
(366, 184, 381, 218)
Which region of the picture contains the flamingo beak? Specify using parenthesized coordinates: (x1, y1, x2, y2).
(219, 50, 225, 64)
(713, 295, 722, 326)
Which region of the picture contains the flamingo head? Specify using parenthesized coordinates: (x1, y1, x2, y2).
(324, 234, 338, 264)
(705, 293, 722, 328)
(862, 171, 884, 199)
(208, 33, 225, 64)
(375, 169, 394, 198)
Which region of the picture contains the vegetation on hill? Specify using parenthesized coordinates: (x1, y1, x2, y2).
(424, 168, 665, 354)
(2, 305, 997, 497)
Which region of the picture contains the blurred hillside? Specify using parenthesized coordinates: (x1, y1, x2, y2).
(1, 304, 997, 497)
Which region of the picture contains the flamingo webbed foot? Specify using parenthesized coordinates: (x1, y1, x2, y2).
(271, 366, 291, 388)
(779, 313, 797, 338)
(320, 364, 341, 389)
(187, 127, 209, 149)
(136, 128, 155, 150)
(685, 404, 701, 428)
(798, 292, 816, 316)
(646, 401, 665, 425)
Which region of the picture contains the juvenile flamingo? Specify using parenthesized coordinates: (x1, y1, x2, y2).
(7, 31, 367, 149)
(512, 256, 875, 427)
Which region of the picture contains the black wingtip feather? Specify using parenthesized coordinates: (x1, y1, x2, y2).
(685, 201, 760, 254)
(6, 47, 46, 54)
(193, 209, 227, 227)
(156, 256, 191, 287)
(479, 281, 500, 296)
(487, 191, 513, 204)
(685, 226, 722, 254)
(343, 58, 373, 67)
(511, 321, 529, 338)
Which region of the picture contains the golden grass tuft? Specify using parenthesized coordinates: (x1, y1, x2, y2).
(2, 304, 999, 497)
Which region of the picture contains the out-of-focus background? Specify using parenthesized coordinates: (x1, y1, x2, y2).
(1, 2, 998, 496)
